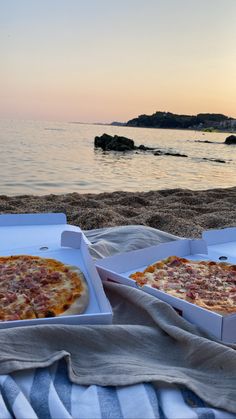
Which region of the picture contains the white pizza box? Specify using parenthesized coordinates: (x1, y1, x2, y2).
(0, 212, 91, 251)
(0, 229, 112, 328)
(202, 227, 236, 264)
(96, 238, 236, 343)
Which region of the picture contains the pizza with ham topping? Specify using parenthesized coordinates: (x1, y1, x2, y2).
(130, 256, 236, 315)
(0, 255, 89, 321)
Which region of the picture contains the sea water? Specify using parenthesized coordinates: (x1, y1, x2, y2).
(0, 119, 235, 195)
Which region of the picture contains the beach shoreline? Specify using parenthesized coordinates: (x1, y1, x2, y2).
(1, 187, 236, 238)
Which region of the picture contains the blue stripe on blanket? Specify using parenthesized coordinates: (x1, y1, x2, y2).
(144, 383, 161, 418)
(0, 391, 13, 419)
(181, 388, 206, 408)
(195, 408, 215, 419)
(30, 368, 52, 418)
(154, 388, 167, 419)
(0, 367, 234, 419)
(0, 375, 20, 417)
(54, 359, 72, 414)
(1, 376, 20, 407)
(181, 389, 217, 419)
(97, 386, 123, 419)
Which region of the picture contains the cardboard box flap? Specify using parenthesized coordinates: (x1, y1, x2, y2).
(202, 227, 236, 245)
(0, 213, 90, 252)
(96, 238, 208, 274)
(202, 227, 236, 263)
(189, 239, 208, 255)
(61, 230, 82, 248)
(222, 314, 236, 342)
(0, 213, 67, 226)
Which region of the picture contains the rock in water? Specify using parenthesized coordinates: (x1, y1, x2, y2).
(94, 134, 135, 151)
(225, 135, 236, 145)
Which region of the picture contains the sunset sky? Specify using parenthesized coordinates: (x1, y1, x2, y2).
(1, 0, 236, 123)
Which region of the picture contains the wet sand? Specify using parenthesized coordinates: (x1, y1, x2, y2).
(0, 187, 236, 237)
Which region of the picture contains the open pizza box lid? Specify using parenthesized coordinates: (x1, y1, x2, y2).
(0, 213, 112, 328)
(202, 227, 236, 265)
(96, 238, 236, 343)
(0, 212, 91, 251)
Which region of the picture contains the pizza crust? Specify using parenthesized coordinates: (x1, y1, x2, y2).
(59, 265, 89, 316)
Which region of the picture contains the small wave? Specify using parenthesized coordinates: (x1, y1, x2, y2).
(44, 128, 66, 131)
(194, 157, 228, 164)
(192, 140, 221, 144)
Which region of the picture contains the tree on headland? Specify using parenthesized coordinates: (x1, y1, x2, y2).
(126, 111, 235, 131)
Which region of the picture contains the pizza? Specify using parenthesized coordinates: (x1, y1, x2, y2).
(129, 256, 236, 315)
(0, 255, 89, 321)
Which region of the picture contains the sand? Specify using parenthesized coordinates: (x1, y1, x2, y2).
(0, 187, 236, 237)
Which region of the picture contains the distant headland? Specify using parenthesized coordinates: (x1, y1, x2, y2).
(111, 111, 236, 132)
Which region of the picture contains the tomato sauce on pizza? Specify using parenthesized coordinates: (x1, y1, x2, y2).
(130, 256, 236, 315)
(0, 255, 88, 321)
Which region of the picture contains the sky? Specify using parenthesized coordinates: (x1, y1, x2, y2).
(0, 0, 236, 123)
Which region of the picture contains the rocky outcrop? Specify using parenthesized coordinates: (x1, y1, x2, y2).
(154, 150, 188, 158)
(194, 140, 216, 144)
(94, 134, 157, 152)
(202, 158, 226, 163)
(138, 144, 156, 151)
(94, 133, 189, 158)
(225, 135, 236, 145)
(94, 134, 231, 163)
(94, 134, 135, 151)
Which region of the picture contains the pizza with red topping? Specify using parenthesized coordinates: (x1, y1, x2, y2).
(0, 255, 89, 321)
(130, 256, 236, 315)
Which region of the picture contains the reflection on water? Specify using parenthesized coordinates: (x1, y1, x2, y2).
(0, 119, 235, 195)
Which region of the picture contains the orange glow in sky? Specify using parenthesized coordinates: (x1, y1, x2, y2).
(1, 0, 236, 122)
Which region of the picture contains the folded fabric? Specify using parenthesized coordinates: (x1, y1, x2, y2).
(2, 365, 235, 419)
(0, 282, 235, 414)
(84, 224, 180, 258)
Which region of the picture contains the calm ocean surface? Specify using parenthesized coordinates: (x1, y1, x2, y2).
(0, 119, 235, 196)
